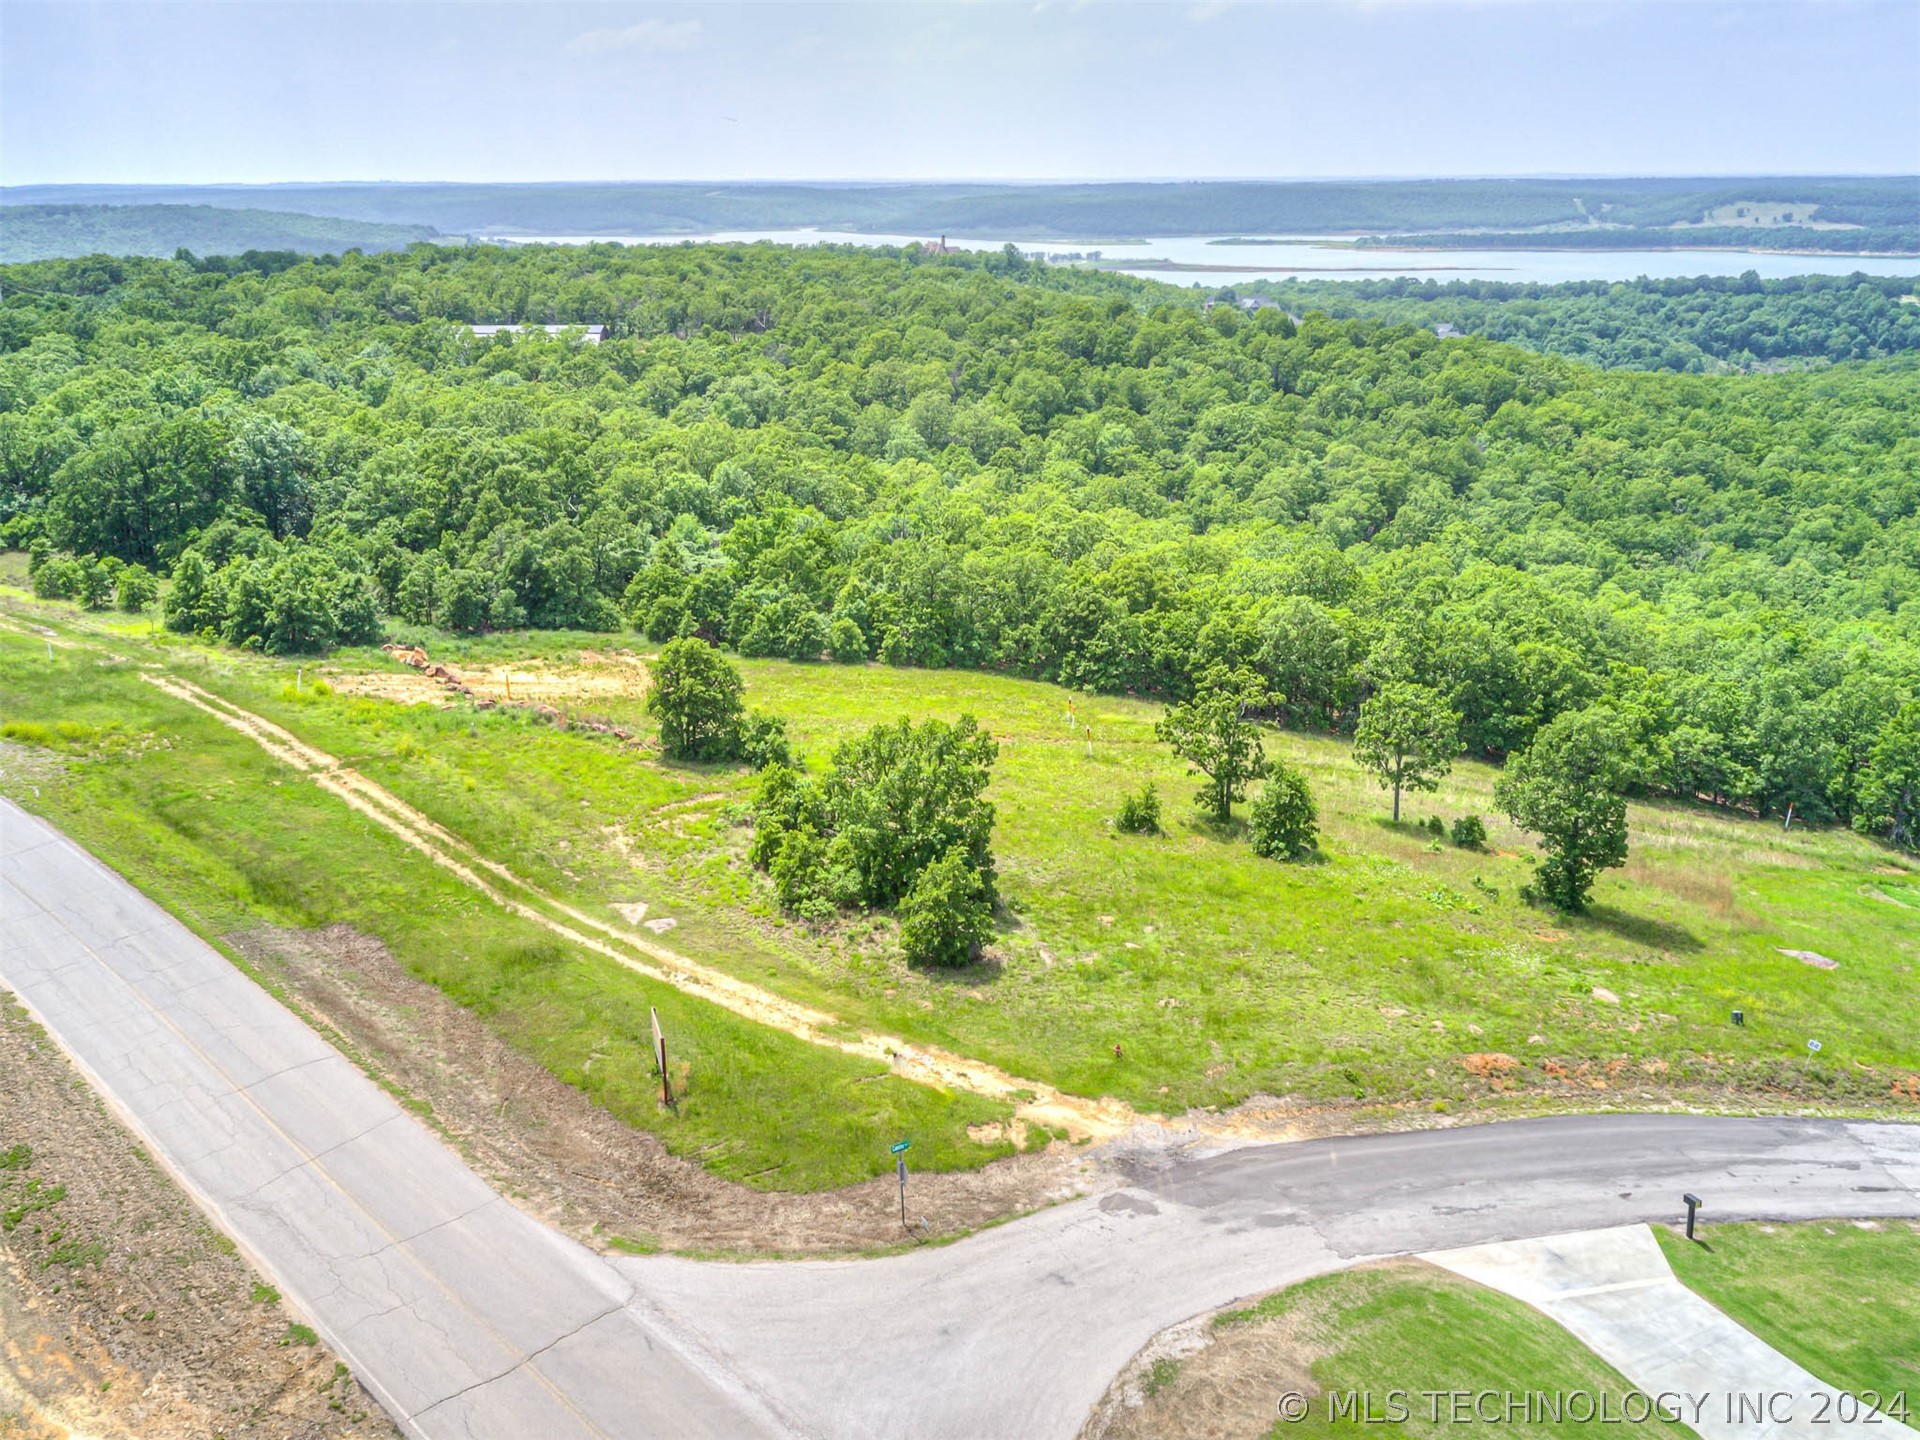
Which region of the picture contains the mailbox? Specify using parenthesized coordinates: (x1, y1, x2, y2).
(1683, 1192, 1703, 1241)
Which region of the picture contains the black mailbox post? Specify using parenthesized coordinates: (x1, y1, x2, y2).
(1683, 1192, 1703, 1241)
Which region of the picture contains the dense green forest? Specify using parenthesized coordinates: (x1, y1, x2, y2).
(0, 204, 441, 263)
(1242, 274, 1920, 372)
(5, 176, 1914, 241)
(3, 241, 1917, 851)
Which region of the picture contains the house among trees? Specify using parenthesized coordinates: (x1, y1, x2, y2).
(1202, 295, 1297, 321)
(465, 323, 607, 343)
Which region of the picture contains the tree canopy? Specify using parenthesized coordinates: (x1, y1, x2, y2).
(1352, 682, 1463, 824)
(3, 240, 1917, 849)
(1156, 667, 1271, 822)
(1495, 707, 1636, 912)
(647, 637, 747, 762)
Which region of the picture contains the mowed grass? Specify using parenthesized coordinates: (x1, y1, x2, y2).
(0, 623, 1012, 1191)
(1210, 1264, 1696, 1439)
(10, 596, 1920, 1135)
(1657, 1220, 1920, 1411)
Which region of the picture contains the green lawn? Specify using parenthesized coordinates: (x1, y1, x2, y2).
(0, 621, 1011, 1191)
(1209, 1264, 1697, 1439)
(8, 595, 1920, 1183)
(1657, 1219, 1920, 1414)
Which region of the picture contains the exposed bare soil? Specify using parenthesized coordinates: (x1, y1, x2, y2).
(1081, 1270, 1344, 1440)
(328, 651, 649, 709)
(229, 923, 1097, 1256)
(0, 993, 398, 1440)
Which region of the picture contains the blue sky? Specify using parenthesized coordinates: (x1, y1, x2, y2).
(2, 1, 1915, 184)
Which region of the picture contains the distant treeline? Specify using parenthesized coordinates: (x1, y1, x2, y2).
(0, 204, 441, 264)
(3, 177, 1914, 242)
(1354, 226, 1920, 255)
(1240, 273, 1920, 373)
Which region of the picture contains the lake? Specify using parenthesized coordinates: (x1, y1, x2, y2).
(480, 228, 1920, 287)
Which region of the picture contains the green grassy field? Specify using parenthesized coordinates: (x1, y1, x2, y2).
(281, 633, 1920, 1118)
(1207, 1264, 1696, 1439)
(1658, 1220, 1920, 1413)
(6, 593, 1919, 1190)
(0, 620, 1011, 1190)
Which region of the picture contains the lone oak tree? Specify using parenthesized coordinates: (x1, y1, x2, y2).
(1495, 707, 1634, 912)
(1156, 666, 1271, 823)
(648, 636, 747, 762)
(1353, 682, 1462, 824)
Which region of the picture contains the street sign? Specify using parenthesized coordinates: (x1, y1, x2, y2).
(1807, 1039, 1822, 1053)
(890, 1139, 911, 1154)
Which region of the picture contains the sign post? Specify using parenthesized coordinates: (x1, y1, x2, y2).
(651, 1007, 670, 1107)
(891, 1139, 911, 1227)
(1683, 1192, 1702, 1242)
(1805, 1037, 1822, 1069)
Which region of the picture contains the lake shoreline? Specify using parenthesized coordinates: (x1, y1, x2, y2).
(1088, 260, 1502, 274)
(1350, 241, 1920, 259)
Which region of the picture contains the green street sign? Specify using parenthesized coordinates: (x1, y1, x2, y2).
(890, 1139, 912, 1154)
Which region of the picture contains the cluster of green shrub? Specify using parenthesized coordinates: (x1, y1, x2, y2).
(153, 523, 381, 654)
(28, 542, 157, 611)
(1246, 273, 1920, 372)
(644, 637, 790, 768)
(2, 241, 1916, 853)
(645, 636, 999, 964)
(749, 713, 999, 965)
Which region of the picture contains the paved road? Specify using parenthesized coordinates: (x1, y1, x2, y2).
(633, 1115, 1920, 1439)
(0, 801, 789, 1440)
(4, 797, 1917, 1440)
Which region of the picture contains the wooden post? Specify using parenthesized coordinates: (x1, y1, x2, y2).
(651, 1006, 670, 1107)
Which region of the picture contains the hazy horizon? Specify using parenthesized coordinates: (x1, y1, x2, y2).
(10, 172, 1919, 192)
(3, 1, 1916, 188)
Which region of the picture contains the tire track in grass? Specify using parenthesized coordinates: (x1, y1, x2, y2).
(140, 672, 1145, 1142)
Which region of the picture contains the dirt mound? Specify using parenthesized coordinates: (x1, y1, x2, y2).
(1461, 1052, 1520, 1077)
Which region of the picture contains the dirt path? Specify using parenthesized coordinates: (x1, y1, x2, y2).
(140, 672, 1147, 1142)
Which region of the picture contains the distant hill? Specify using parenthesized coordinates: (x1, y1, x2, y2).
(3, 177, 1915, 245)
(0, 204, 440, 262)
